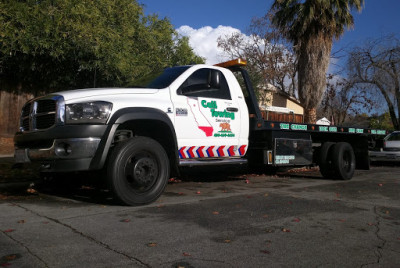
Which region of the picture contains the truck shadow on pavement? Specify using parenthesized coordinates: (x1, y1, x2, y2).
(32, 166, 255, 205)
(1, 161, 330, 206)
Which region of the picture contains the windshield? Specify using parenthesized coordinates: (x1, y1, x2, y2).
(385, 132, 400, 141)
(125, 66, 190, 89)
(146, 66, 190, 89)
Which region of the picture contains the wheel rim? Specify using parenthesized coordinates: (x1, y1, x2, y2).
(124, 152, 159, 193)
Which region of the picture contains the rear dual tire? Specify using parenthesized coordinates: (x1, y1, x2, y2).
(319, 142, 355, 180)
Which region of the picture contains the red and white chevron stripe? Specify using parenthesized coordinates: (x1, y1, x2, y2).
(179, 145, 247, 159)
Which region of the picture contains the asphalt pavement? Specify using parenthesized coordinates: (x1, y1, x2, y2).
(0, 158, 399, 268)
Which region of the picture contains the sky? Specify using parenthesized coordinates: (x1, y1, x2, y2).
(140, 0, 400, 65)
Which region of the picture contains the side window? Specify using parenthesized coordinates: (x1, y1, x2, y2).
(177, 68, 231, 100)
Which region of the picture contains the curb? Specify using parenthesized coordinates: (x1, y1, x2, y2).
(0, 154, 14, 158)
(0, 180, 39, 191)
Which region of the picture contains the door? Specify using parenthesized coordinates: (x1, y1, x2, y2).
(171, 67, 244, 159)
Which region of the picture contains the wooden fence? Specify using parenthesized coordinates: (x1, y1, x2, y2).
(261, 110, 304, 123)
(0, 90, 34, 136)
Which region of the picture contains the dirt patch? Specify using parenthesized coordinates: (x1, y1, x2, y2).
(0, 137, 14, 155)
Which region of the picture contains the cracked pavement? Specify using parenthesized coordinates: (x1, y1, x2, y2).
(0, 164, 399, 267)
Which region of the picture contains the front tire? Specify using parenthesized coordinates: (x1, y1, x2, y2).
(107, 137, 170, 205)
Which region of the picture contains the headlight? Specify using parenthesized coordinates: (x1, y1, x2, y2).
(65, 101, 112, 124)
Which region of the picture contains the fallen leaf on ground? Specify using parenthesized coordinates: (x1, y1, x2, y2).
(4, 255, 17, 261)
(224, 239, 231, 243)
(80, 185, 94, 190)
(168, 178, 182, 183)
(183, 252, 191, 257)
(212, 211, 219, 215)
(147, 242, 157, 247)
(27, 188, 37, 194)
(339, 219, 346, 222)
(260, 250, 270, 254)
(264, 193, 269, 197)
(17, 220, 25, 224)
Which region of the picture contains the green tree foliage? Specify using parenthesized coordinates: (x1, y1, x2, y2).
(369, 112, 394, 131)
(0, 0, 203, 94)
(171, 36, 204, 66)
(271, 0, 364, 123)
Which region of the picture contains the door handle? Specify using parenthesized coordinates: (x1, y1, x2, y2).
(226, 107, 238, 112)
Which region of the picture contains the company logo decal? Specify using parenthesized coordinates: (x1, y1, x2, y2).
(214, 122, 235, 137)
(186, 98, 236, 137)
(201, 100, 235, 120)
(187, 98, 214, 136)
(219, 123, 231, 131)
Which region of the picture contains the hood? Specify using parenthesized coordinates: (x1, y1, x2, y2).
(54, 87, 159, 102)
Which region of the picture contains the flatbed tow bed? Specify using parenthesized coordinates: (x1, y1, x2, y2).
(224, 60, 387, 179)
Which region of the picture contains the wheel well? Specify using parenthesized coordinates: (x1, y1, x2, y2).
(115, 119, 179, 175)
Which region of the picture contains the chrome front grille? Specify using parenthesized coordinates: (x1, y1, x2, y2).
(20, 96, 64, 132)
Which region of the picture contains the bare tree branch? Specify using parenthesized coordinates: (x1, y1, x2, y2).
(348, 35, 400, 129)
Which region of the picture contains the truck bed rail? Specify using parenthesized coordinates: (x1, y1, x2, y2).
(260, 120, 387, 136)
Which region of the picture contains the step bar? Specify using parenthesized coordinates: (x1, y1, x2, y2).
(179, 158, 248, 167)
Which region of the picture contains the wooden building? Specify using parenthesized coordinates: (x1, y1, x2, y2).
(258, 84, 304, 123)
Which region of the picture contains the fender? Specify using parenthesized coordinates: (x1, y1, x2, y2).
(89, 107, 179, 171)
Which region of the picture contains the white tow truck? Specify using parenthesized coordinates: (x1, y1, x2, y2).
(14, 59, 387, 205)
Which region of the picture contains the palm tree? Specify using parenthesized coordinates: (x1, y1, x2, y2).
(271, 0, 364, 123)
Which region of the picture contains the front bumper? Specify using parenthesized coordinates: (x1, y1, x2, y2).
(369, 150, 400, 162)
(14, 125, 108, 172)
